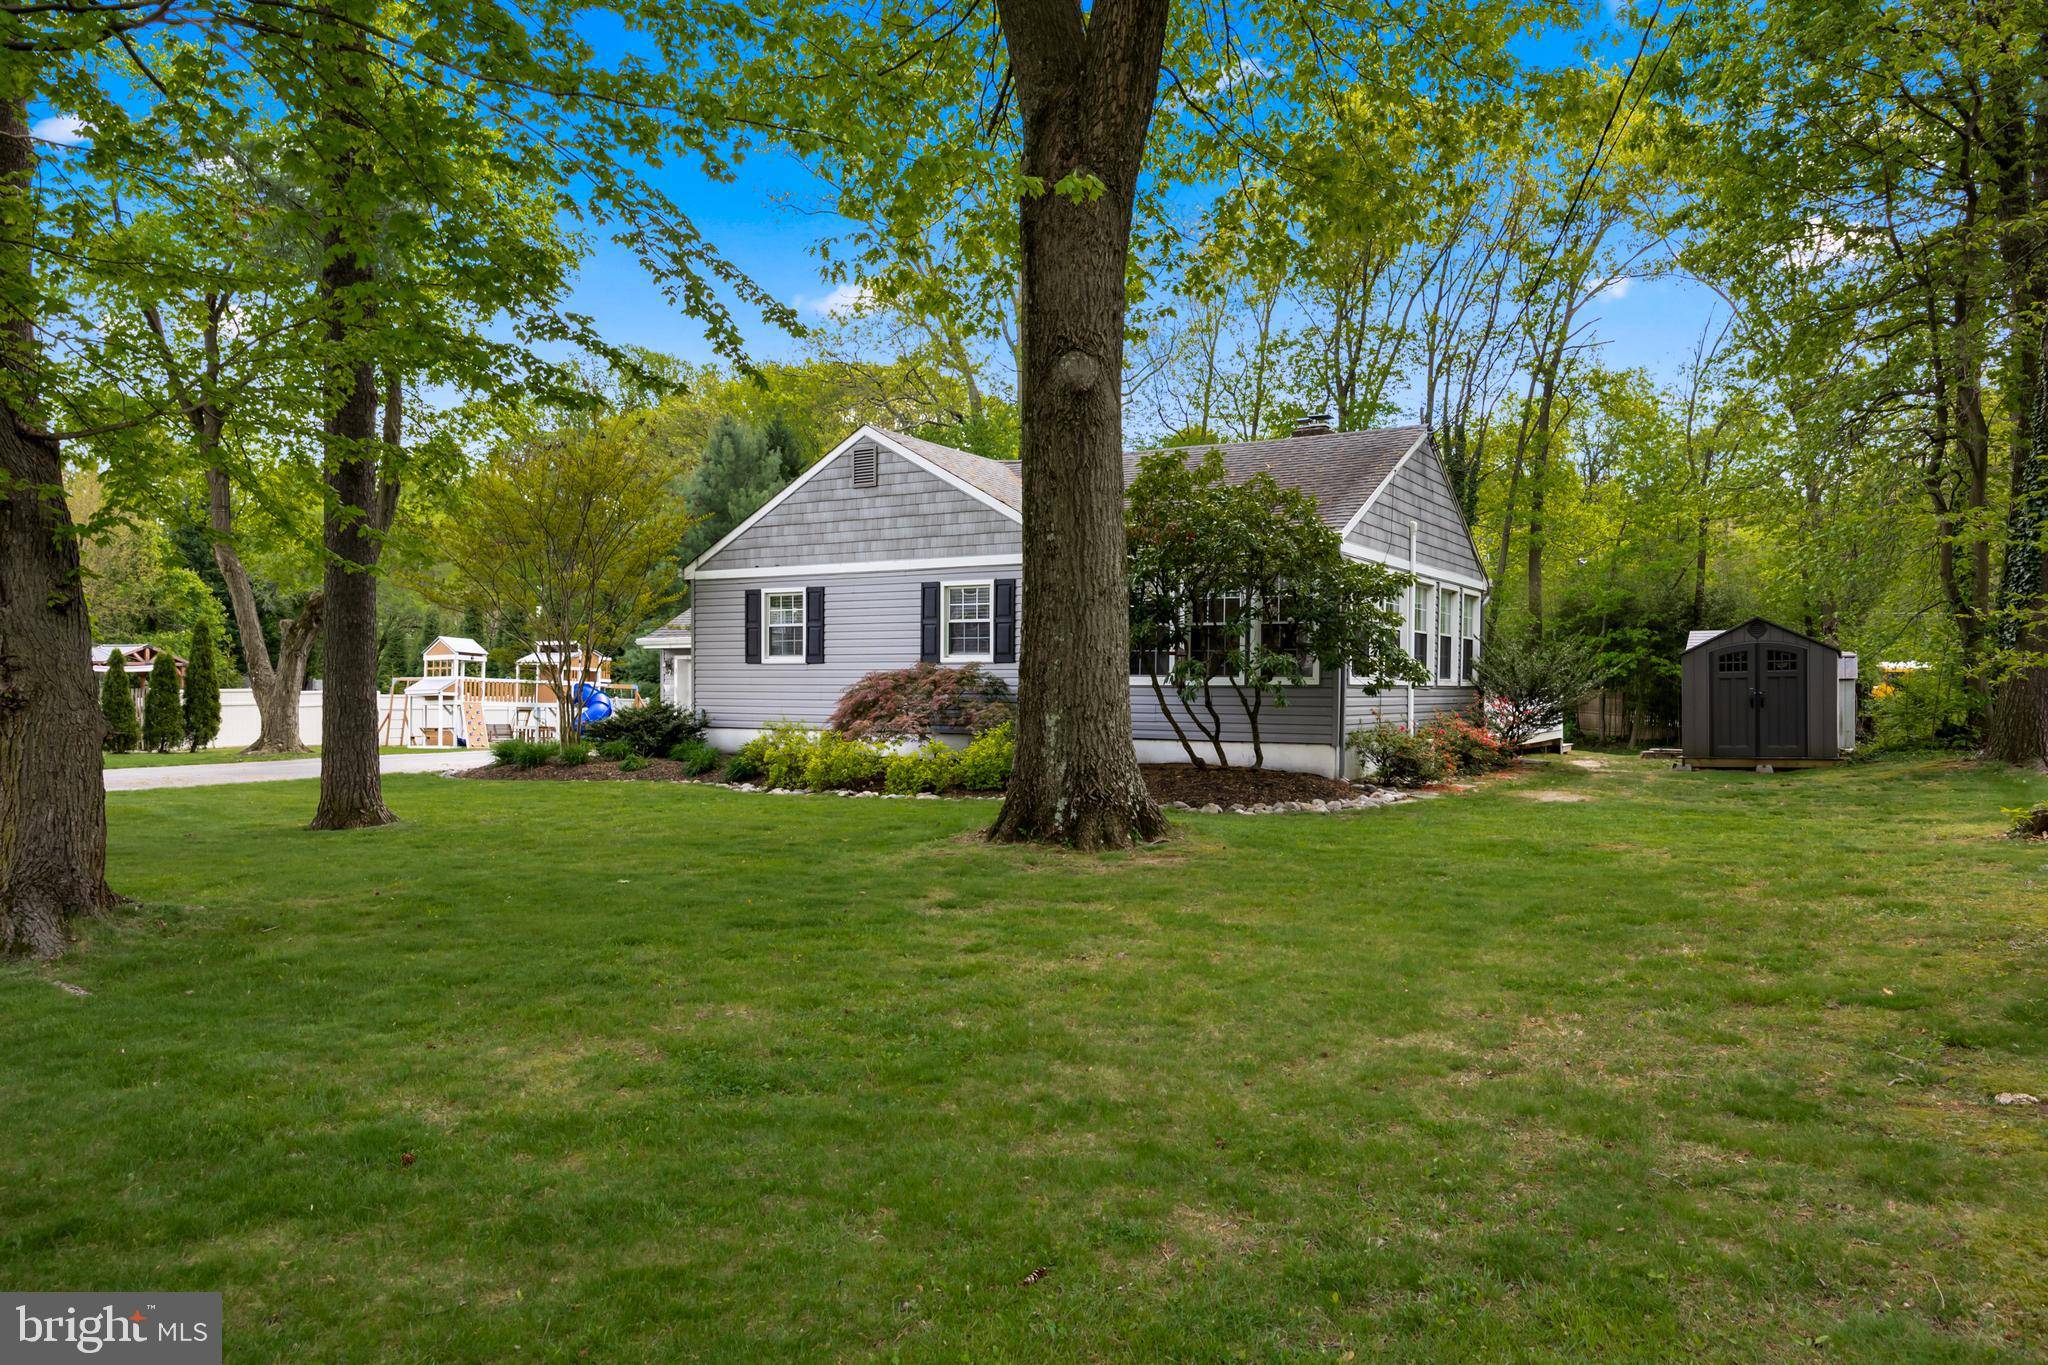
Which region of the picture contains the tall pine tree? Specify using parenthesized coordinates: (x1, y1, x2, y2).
(183, 618, 222, 750)
(143, 651, 184, 753)
(99, 651, 140, 754)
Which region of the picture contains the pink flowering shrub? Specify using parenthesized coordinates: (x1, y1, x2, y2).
(829, 663, 1015, 740)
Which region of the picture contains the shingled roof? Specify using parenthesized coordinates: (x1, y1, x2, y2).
(883, 429, 1024, 514)
(1122, 426, 1428, 531)
(882, 423, 1429, 530)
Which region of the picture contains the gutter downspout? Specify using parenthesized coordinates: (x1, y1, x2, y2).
(1407, 519, 1420, 732)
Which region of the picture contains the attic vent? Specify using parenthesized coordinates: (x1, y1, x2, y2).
(851, 446, 879, 488)
(1291, 413, 1334, 438)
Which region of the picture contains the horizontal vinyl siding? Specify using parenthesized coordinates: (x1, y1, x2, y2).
(1344, 683, 1479, 732)
(700, 443, 1020, 572)
(1348, 448, 1485, 582)
(695, 567, 1022, 729)
(1130, 673, 1340, 749)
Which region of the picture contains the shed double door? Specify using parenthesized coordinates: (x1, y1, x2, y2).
(1708, 643, 1806, 759)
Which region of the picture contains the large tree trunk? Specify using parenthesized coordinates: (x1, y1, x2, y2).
(986, 0, 1169, 849)
(0, 90, 112, 958)
(205, 468, 322, 752)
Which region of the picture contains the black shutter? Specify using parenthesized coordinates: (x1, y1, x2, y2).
(743, 589, 762, 664)
(805, 586, 825, 663)
(920, 581, 941, 662)
(993, 579, 1017, 664)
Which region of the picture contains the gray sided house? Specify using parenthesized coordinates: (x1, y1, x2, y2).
(682, 423, 1490, 776)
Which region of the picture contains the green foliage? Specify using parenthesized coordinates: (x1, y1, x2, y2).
(1867, 671, 1975, 754)
(952, 723, 1015, 791)
(1346, 723, 1448, 788)
(1473, 625, 1611, 747)
(2005, 804, 2048, 840)
(801, 731, 890, 791)
(596, 740, 636, 761)
(618, 755, 650, 773)
(667, 739, 723, 776)
(721, 749, 766, 784)
(181, 615, 222, 750)
(556, 742, 594, 768)
(99, 651, 140, 753)
(883, 741, 959, 796)
(734, 722, 818, 790)
(583, 703, 707, 758)
(141, 651, 184, 753)
(491, 739, 553, 770)
(676, 418, 796, 566)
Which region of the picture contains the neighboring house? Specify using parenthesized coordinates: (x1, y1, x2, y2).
(634, 610, 694, 708)
(91, 642, 186, 684)
(680, 421, 1490, 776)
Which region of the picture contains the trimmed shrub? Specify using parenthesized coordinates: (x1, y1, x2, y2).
(829, 663, 1015, 740)
(1421, 713, 1510, 775)
(99, 649, 140, 752)
(722, 749, 765, 783)
(583, 702, 708, 757)
(668, 738, 722, 776)
(733, 721, 818, 789)
(556, 741, 593, 767)
(1347, 722, 1448, 787)
(953, 722, 1015, 791)
(596, 739, 635, 761)
(883, 740, 958, 795)
(803, 731, 888, 790)
(142, 650, 184, 752)
(182, 616, 222, 750)
(619, 754, 650, 773)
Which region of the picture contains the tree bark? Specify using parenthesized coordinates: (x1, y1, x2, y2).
(205, 469, 321, 752)
(986, 0, 1169, 849)
(0, 89, 112, 958)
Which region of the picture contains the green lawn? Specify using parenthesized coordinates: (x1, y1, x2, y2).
(5, 756, 2046, 1360)
(104, 745, 438, 768)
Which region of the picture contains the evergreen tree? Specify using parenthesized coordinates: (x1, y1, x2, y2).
(182, 617, 223, 750)
(761, 413, 814, 483)
(143, 651, 185, 753)
(676, 418, 788, 565)
(99, 651, 140, 753)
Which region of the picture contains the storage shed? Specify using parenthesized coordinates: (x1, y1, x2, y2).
(1681, 619, 1857, 767)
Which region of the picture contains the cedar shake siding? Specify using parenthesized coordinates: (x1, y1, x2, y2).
(696, 440, 1018, 573)
(1344, 436, 1485, 583)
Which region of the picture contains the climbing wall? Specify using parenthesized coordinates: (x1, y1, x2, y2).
(459, 682, 488, 748)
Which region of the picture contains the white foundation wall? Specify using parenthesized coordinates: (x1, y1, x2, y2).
(208, 688, 324, 750)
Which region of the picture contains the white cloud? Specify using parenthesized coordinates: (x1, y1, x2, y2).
(31, 115, 85, 147)
(1590, 274, 1636, 301)
(805, 281, 873, 319)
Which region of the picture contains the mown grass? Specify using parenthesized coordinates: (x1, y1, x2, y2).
(4, 755, 2045, 1360)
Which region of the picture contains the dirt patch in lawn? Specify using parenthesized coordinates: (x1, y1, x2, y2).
(1140, 763, 1363, 809)
(461, 757, 709, 783)
(1511, 788, 1595, 802)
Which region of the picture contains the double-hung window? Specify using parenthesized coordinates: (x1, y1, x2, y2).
(1258, 593, 1319, 684)
(1129, 593, 1178, 680)
(942, 582, 994, 662)
(1410, 581, 1430, 667)
(764, 589, 806, 662)
(1437, 586, 1457, 684)
(1191, 592, 1248, 678)
(1463, 593, 1481, 681)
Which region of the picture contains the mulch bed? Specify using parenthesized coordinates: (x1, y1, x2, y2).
(1139, 763, 1363, 808)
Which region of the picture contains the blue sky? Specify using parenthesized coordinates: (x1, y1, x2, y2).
(557, 1, 1725, 417)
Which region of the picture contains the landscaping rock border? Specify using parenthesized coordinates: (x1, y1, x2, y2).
(710, 783, 1417, 814)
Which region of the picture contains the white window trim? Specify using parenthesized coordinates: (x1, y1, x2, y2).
(940, 579, 996, 664)
(762, 587, 807, 664)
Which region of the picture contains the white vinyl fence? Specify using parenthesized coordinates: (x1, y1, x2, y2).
(210, 688, 325, 750)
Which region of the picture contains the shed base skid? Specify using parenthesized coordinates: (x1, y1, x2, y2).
(1681, 757, 1845, 770)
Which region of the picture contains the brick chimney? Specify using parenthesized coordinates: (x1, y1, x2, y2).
(1290, 413, 1334, 438)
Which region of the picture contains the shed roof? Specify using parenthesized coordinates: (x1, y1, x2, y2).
(1683, 618, 1841, 656)
(425, 635, 487, 657)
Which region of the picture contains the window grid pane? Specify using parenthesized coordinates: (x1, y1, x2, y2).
(766, 591, 804, 658)
(945, 584, 994, 659)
